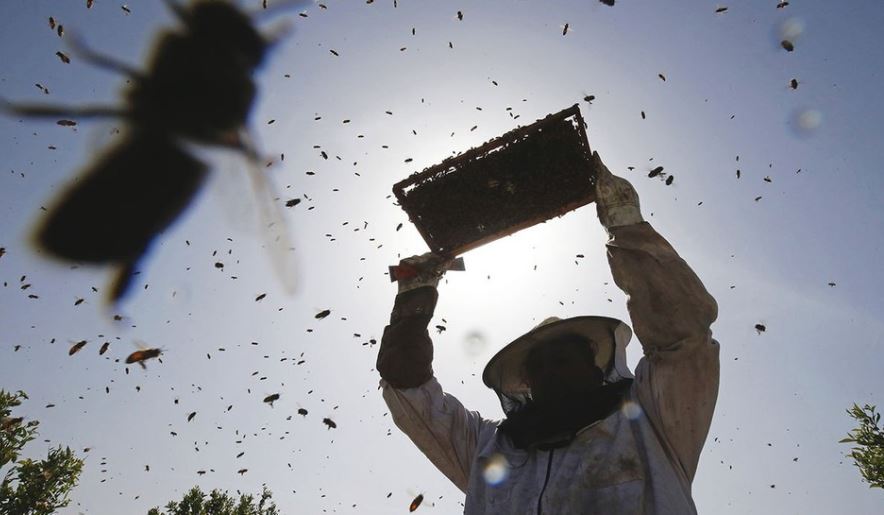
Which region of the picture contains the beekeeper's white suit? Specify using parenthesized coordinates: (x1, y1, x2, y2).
(378, 152, 719, 514)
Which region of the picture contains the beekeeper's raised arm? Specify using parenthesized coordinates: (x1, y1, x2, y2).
(377, 253, 497, 492)
(593, 151, 720, 483)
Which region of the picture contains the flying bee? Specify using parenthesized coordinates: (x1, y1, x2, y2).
(126, 346, 163, 369)
(69, 340, 88, 356)
(409, 493, 424, 512)
(1, 417, 25, 430)
(2, 0, 304, 305)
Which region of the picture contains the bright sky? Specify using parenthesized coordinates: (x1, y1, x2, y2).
(1, 0, 883, 513)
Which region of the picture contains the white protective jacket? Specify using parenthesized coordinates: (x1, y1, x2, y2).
(382, 222, 720, 514)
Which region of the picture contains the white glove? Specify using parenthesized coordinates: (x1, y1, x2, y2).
(396, 252, 455, 294)
(593, 151, 643, 231)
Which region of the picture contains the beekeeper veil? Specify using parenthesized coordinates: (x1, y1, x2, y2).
(481, 316, 633, 416)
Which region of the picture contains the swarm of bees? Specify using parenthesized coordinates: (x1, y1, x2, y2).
(2, 2, 826, 513)
(2, 0, 299, 304)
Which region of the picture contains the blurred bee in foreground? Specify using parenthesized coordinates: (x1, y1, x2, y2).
(2, 0, 304, 305)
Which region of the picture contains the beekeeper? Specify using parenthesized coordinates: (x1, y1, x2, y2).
(378, 151, 719, 514)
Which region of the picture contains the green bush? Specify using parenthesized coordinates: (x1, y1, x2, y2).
(147, 485, 279, 515)
(840, 403, 884, 489)
(0, 390, 84, 515)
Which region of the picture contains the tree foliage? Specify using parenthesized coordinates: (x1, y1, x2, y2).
(0, 390, 84, 515)
(840, 403, 884, 489)
(147, 485, 279, 515)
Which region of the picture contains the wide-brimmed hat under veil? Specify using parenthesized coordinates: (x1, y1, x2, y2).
(482, 315, 634, 415)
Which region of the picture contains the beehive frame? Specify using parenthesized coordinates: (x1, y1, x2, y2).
(393, 104, 598, 256)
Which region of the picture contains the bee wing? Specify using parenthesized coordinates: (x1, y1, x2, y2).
(33, 131, 208, 263)
(241, 138, 298, 295)
(206, 130, 297, 293)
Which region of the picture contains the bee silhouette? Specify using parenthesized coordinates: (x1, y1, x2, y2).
(2, 0, 304, 304)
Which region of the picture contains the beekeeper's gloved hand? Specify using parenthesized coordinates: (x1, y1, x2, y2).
(593, 151, 644, 231)
(378, 252, 453, 389)
(396, 252, 455, 294)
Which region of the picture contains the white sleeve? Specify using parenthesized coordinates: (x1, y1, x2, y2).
(606, 222, 720, 483)
(382, 377, 498, 493)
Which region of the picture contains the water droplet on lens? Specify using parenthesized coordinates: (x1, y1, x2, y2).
(789, 108, 822, 137)
(463, 330, 488, 357)
(482, 453, 510, 485)
(621, 400, 643, 420)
